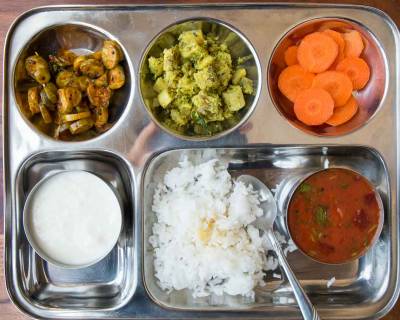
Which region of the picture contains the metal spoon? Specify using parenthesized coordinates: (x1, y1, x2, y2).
(238, 175, 320, 320)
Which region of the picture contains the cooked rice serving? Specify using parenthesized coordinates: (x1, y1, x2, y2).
(150, 158, 268, 298)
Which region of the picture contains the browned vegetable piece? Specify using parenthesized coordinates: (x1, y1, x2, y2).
(62, 111, 91, 122)
(69, 118, 94, 134)
(90, 51, 103, 60)
(53, 111, 63, 125)
(25, 55, 51, 84)
(94, 107, 109, 127)
(56, 70, 78, 88)
(73, 55, 87, 72)
(39, 104, 52, 124)
(80, 58, 105, 78)
(58, 50, 77, 65)
(42, 82, 58, 103)
(77, 76, 91, 92)
(102, 40, 123, 69)
(108, 65, 125, 89)
(58, 87, 82, 113)
(94, 73, 108, 87)
(87, 83, 112, 108)
(27, 87, 41, 114)
(40, 90, 55, 111)
(53, 123, 70, 139)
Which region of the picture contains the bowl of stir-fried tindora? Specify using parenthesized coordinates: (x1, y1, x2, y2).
(14, 23, 132, 141)
(139, 18, 261, 140)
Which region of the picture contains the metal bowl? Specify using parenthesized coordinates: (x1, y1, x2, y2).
(283, 167, 384, 265)
(13, 23, 133, 142)
(139, 17, 261, 141)
(23, 170, 123, 269)
(267, 18, 387, 137)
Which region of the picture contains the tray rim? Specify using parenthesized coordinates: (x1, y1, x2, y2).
(2, 3, 400, 320)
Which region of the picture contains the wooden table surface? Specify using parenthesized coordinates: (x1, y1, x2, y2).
(1, 1, 399, 319)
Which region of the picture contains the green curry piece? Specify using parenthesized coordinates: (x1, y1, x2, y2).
(148, 56, 164, 77)
(191, 90, 224, 124)
(158, 89, 174, 108)
(194, 66, 220, 91)
(178, 30, 207, 60)
(163, 47, 180, 71)
(213, 51, 232, 90)
(222, 85, 245, 111)
(240, 77, 254, 95)
(232, 68, 246, 85)
(177, 75, 199, 96)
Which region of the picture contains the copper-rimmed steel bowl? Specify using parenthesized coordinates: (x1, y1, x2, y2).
(282, 167, 384, 265)
(139, 17, 262, 141)
(268, 18, 387, 137)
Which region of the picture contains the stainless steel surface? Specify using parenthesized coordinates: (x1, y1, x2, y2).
(13, 23, 134, 141)
(3, 3, 399, 320)
(268, 17, 387, 137)
(22, 170, 123, 269)
(142, 146, 391, 318)
(238, 174, 320, 320)
(139, 17, 262, 141)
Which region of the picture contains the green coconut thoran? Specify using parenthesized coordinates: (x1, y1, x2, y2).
(147, 29, 254, 135)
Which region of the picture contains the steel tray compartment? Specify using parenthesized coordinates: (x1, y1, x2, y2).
(142, 146, 390, 316)
(11, 150, 136, 316)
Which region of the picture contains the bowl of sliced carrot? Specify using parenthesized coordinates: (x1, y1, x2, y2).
(268, 18, 386, 136)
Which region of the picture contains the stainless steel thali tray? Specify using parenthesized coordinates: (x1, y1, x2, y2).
(3, 3, 400, 319)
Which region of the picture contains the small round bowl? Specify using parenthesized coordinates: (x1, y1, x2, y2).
(139, 17, 261, 141)
(268, 18, 387, 136)
(13, 23, 133, 142)
(23, 170, 123, 269)
(283, 167, 384, 265)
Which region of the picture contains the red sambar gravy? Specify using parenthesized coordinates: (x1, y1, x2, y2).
(287, 168, 382, 264)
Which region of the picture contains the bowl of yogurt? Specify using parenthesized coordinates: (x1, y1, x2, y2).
(23, 170, 122, 268)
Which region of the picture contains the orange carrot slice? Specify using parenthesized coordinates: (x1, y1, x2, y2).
(284, 46, 298, 66)
(311, 71, 353, 107)
(343, 30, 364, 58)
(294, 88, 334, 126)
(326, 96, 358, 126)
(336, 57, 371, 90)
(323, 29, 345, 66)
(297, 32, 339, 73)
(278, 65, 315, 102)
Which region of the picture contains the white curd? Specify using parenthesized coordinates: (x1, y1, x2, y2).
(25, 171, 122, 267)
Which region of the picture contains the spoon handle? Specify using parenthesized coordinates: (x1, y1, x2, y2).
(266, 229, 320, 320)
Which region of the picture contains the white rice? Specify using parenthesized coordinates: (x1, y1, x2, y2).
(150, 158, 268, 298)
(327, 277, 336, 288)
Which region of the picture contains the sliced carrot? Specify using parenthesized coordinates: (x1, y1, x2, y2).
(278, 65, 315, 102)
(326, 96, 358, 126)
(343, 30, 364, 58)
(297, 32, 339, 73)
(311, 71, 353, 107)
(323, 29, 345, 66)
(294, 88, 334, 126)
(284, 46, 298, 66)
(336, 57, 371, 90)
